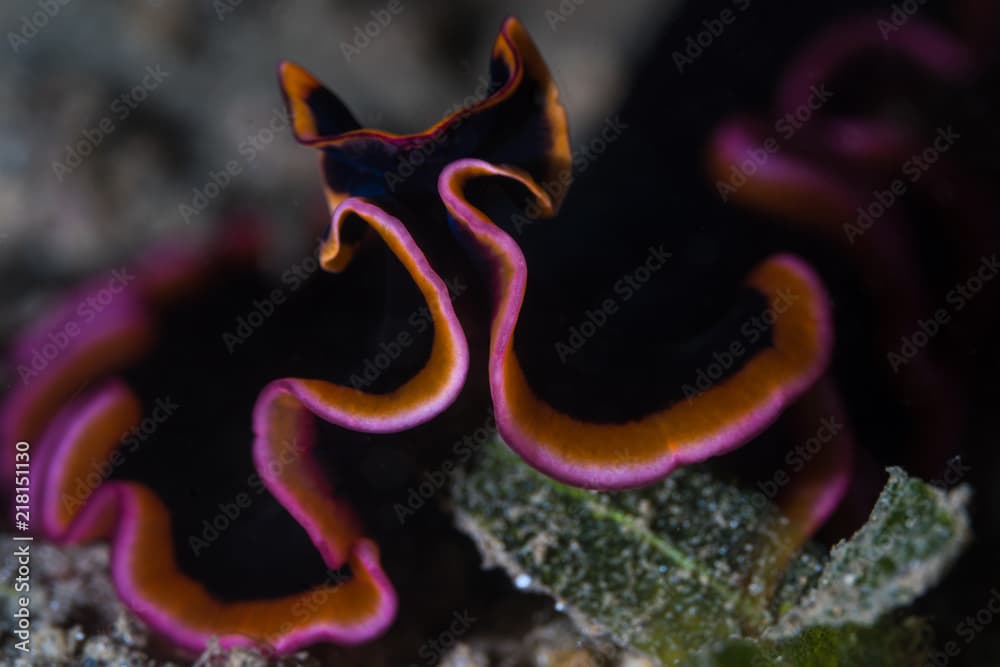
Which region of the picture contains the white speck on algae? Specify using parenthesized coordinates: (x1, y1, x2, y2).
(453, 441, 971, 666)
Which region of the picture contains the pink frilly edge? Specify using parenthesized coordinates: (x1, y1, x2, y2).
(2, 208, 477, 651)
(777, 14, 975, 115)
(438, 158, 834, 490)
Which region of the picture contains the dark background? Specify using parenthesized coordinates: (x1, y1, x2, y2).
(2, 0, 999, 665)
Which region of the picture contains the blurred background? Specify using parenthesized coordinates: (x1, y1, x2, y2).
(0, 0, 677, 352)
(3, 0, 1000, 665)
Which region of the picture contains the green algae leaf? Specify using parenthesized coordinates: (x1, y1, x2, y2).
(452, 439, 792, 663)
(452, 440, 969, 666)
(695, 617, 931, 667)
(765, 467, 971, 639)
